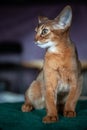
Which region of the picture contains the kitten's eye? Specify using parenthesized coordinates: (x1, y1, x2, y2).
(41, 28, 48, 35)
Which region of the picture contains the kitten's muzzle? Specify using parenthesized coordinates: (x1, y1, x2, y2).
(34, 41, 41, 45)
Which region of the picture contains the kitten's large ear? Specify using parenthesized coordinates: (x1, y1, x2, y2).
(38, 16, 48, 24)
(54, 5, 72, 29)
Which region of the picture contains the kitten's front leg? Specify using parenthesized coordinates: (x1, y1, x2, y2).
(63, 87, 77, 118)
(64, 75, 82, 117)
(43, 68, 58, 123)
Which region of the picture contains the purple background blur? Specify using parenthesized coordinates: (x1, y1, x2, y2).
(0, 4, 87, 61)
(0, 2, 87, 94)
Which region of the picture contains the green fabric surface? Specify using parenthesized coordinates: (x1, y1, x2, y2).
(0, 100, 87, 130)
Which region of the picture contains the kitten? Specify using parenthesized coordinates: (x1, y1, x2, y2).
(22, 5, 83, 123)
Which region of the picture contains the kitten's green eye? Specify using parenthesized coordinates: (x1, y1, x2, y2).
(41, 28, 48, 35)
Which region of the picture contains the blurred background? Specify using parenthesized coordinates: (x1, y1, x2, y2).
(0, 0, 87, 102)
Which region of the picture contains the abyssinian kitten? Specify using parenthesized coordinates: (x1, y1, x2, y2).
(22, 5, 83, 123)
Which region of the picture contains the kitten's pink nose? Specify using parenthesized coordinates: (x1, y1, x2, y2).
(34, 38, 37, 43)
(34, 37, 38, 45)
(34, 35, 39, 43)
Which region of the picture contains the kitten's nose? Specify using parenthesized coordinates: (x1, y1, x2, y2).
(34, 36, 39, 44)
(34, 34, 39, 42)
(34, 36, 37, 42)
(34, 38, 38, 44)
(34, 37, 38, 44)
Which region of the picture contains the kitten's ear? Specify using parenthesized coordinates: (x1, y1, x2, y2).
(54, 5, 72, 29)
(38, 16, 48, 24)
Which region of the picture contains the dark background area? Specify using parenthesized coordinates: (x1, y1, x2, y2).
(0, 0, 86, 5)
(0, 1, 87, 61)
(0, 0, 87, 97)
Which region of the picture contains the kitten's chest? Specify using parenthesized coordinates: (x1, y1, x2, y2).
(45, 47, 73, 72)
(57, 67, 70, 93)
(44, 49, 74, 76)
(57, 80, 70, 93)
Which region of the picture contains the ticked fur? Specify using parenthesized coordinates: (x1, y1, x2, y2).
(22, 5, 83, 123)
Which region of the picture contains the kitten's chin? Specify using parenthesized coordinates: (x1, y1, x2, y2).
(35, 41, 54, 49)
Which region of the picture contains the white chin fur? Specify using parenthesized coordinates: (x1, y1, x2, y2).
(36, 41, 54, 49)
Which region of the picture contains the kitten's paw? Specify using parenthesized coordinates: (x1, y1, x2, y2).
(21, 103, 33, 112)
(42, 115, 58, 123)
(64, 111, 76, 117)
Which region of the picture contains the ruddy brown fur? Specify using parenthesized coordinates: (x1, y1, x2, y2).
(22, 5, 83, 123)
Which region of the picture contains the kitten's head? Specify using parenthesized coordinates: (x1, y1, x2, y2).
(34, 5, 72, 48)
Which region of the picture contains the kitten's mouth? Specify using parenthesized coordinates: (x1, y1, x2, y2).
(35, 41, 48, 45)
(34, 41, 49, 47)
(34, 41, 54, 49)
